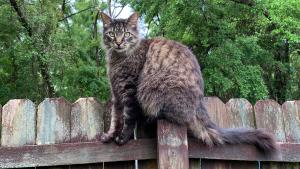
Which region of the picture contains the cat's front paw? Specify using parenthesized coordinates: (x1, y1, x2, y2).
(100, 133, 114, 143)
(115, 133, 131, 145)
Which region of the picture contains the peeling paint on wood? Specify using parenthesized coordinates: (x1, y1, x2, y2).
(1, 99, 36, 147)
(71, 97, 104, 142)
(254, 100, 286, 142)
(255, 100, 288, 169)
(157, 120, 189, 169)
(202, 98, 258, 169)
(282, 101, 300, 143)
(70, 97, 104, 169)
(226, 98, 255, 128)
(37, 97, 71, 145)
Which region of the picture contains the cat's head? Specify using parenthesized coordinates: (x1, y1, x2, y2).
(100, 12, 140, 53)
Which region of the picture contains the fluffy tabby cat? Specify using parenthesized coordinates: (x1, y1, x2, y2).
(100, 12, 276, 153)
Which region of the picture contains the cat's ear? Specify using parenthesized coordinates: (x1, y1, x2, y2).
(100, 12, 112, 27)
(127, 12, 139, 28)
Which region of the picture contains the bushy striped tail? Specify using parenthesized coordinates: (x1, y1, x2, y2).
(219, 128, 277, 153)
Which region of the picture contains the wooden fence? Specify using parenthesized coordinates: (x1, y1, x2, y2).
(0, 97, 299, 169)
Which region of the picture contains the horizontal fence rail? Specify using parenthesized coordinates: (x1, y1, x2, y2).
(0, 97, 299, 169)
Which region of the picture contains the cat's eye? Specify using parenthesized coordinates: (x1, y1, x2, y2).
(108, 31, 115, 37)
(124, 32, 131, 37)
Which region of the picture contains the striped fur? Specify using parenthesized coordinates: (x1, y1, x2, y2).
(99, 12, 276, 153)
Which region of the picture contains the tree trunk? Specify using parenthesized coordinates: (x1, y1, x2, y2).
(9, 0, 56, 97)
(274, 39, 290, 103)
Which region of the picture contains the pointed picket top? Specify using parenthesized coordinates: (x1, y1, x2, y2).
(71, 97, 104, 142)
(1, 99, 36, 147)
(254, 99, 286, 142)
(282, 100, 300, 143)
(37, 97, 71, 145)
(203, 97, 229, 128)
(225, 98, 255, 128)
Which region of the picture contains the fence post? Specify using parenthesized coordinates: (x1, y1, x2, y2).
(157, 120, 189, 169)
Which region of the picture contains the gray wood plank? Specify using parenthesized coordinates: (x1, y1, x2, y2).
(254, 100, 286, 169)
(201, 98, 258, 169)
(71, 97, 104, 142)
(0, 140, 299, 168)
(254, 100, 286, 141)
(36, 97, 71, 145)
(0, 139, 156, 168)
(282, 101, 300, 142)
(70, 98, 104, 168)
(1, 99, 36, 147)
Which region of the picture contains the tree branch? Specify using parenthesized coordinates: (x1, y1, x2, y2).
(113, 5, 125, 18)
(9, 0, 32, 36)
(231, 0, 255, 7)
(9, 0, 56, 97)
(58, 6, 96, 21)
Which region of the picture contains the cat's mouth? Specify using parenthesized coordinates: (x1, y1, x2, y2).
(114, 47, 126, 52)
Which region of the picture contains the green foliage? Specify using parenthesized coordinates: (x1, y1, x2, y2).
(0, 0, 299, 105)
(0, 0, 108, 105)
(124, 0, 300, 103)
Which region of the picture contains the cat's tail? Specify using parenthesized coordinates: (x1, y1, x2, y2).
(188, 113, 277, 154)
(219, 127, 277, 153)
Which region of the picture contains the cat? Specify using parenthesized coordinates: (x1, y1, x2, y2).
(99, 12, 276, 153)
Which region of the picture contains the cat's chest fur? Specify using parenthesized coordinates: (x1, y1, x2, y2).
(107, 48, 147, 101)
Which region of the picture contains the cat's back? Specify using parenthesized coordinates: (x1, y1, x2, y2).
(138, 38, 204, 116)
(143, 38, 201, 79)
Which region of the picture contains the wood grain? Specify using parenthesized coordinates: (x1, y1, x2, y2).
(188, 140, 300, 162)
(282, 101, 300, 143)
(157, 120, 189, 169)
(201, 98, 258, 169)
(254, 100, 286, 169)
(1, 99, 36, 147)
(0, 139, 156, 168)
(0, 139, 299, 168)
(225, 98, 255, 128)
(254, 100, 286, 141)
(70, 98, 104, 168)
(201, 97, 228, 169)
(282, 100, 300, 168)
(203, 97, 229, 127)
(71, 97, 104, 142)
(36, 97, 71, 145)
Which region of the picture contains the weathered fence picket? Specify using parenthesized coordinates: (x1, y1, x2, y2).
(37, 97, 71, 145)
(282, 101, 300, 142)
(71, 97, 104, 142)
(201, 98, 258, 169)
(1, 99, 36, 147)
(37, 98, 71, 169)
(281, 101, 300, 169)
(71, 97, 104, 168)
(254, 100, 299, 169)
(0, 97, 299, 169)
